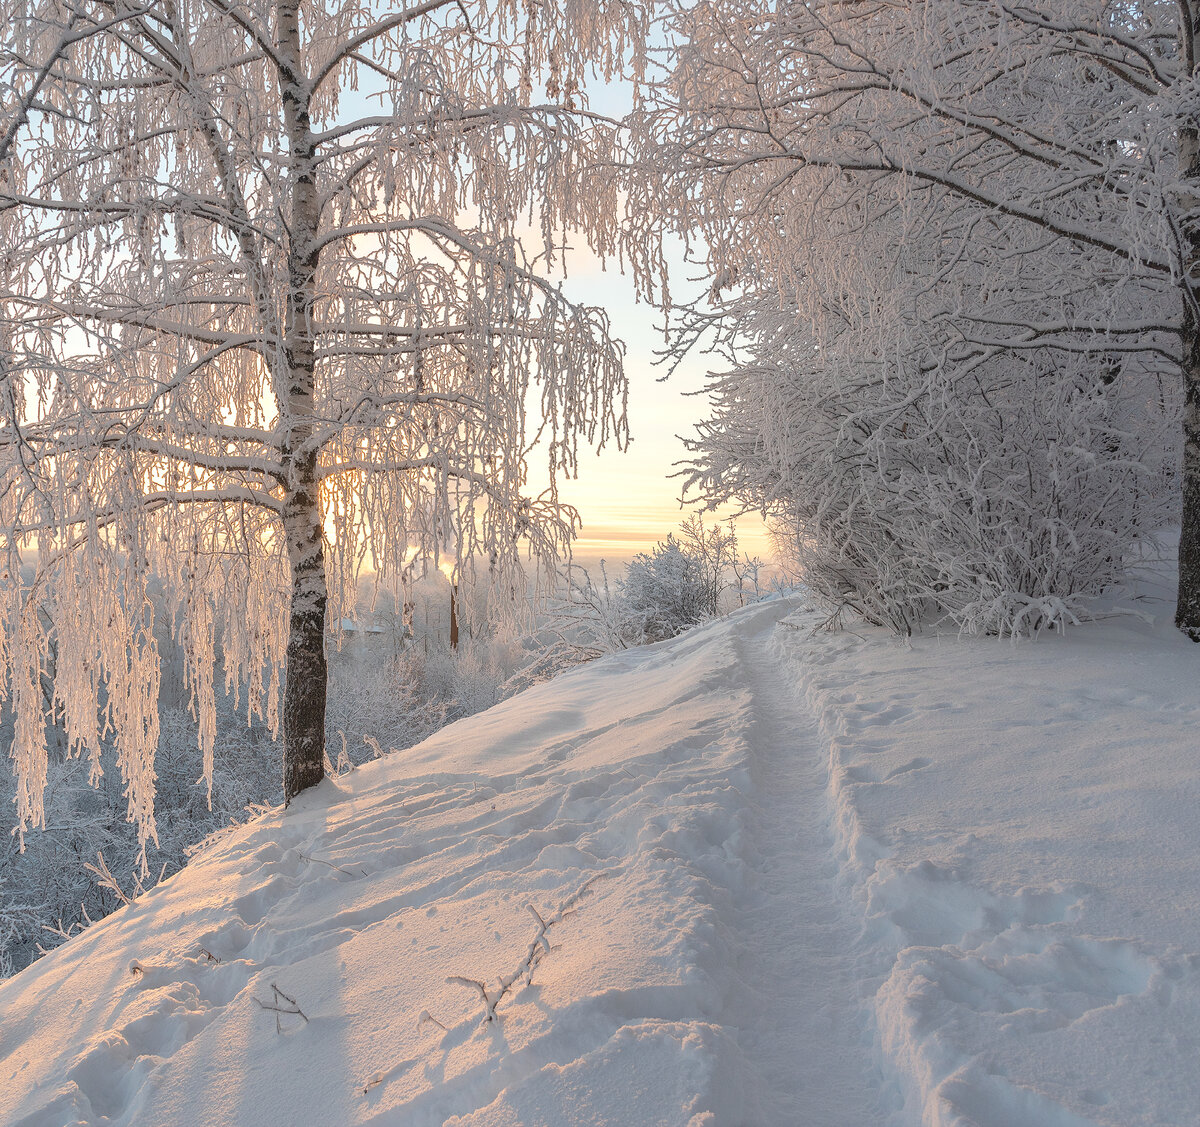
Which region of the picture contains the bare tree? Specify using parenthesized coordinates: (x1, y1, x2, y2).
(0, 0, 650, 859)
(635, 0, 1199, 637)
(674, 513, 736, 616)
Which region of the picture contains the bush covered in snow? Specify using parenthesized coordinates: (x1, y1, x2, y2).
(689, 295, 1178, 636)
(620, 536, 716, 643)
(642, 0, 1182, 638)
(548, 518, 767, 654)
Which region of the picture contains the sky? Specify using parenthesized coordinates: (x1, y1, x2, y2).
(534, 72, 775, 570)
(523, 243, 774, 571)
(329, 69, 773, 573)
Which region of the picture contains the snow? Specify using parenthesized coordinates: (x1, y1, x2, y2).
(782, 559, 1200, 1127)
(2, 565, 1199, 1126)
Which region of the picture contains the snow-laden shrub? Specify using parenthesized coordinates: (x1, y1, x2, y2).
(444, 641, 517, 719)
(680, 186, 1178, 637)
(325, 656, 447, 758)
(691, 311, 1177, 636)
(544, 520, 764, 655)
(617, 518, 757, 642)
(544, 563, 644, 657)
(403, 639, 515, 725)
(619, 536, 715, 642)
(645, 0, 1182, 638)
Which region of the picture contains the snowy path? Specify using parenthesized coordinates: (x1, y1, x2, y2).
(728, 621, 887, 1125)
(10, 592, 1198, 1127)
(6, 602, 876, 1127)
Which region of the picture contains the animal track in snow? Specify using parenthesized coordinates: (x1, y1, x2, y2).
(847, 702, 915, 728)
(873, 860, 1156, 1054)
(914, 932, 1154, 1022)
(51, 955, 249, 1123)
(871, 859, 1159, 1127)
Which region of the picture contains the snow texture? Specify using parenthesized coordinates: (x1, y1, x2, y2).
(780, 556, 1200, 1127)
(2, 570, 1198, 1126)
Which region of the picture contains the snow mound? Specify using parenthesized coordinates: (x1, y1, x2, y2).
(0, 607, 785, 1127)
(777, 558, 1200, 1127)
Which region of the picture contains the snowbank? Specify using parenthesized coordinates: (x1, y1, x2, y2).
(776, 557, 1200, 1127)
(0, 608, 779, 1127)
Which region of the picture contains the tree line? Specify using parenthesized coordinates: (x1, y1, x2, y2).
(1, 0, 1196, 854)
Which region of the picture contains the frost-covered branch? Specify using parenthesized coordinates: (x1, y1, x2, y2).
(636, 0, 1191, 636)
(0, 0, 650, 855)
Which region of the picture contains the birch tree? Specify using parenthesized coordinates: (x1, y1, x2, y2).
(636, 0, 1199, 637)
(0, 0, 649, 859)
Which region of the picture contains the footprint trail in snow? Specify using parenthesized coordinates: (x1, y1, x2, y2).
(726, 622, 887, 1124)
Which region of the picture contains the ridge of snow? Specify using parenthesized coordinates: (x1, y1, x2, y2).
(779, 563, 1200, 1127)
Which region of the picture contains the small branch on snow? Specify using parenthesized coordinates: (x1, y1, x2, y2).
(41, 917, 79, 942)
(446, 874, 607, 1024)
(363, 734, 386, 759)
(84, 851, 133, 906)
(446, 975, 500, 1023)
(254, 983, 309, 1033)
(325, 729, 357, 777)
(417, 1009, 448, 1032)
(365, 876, 611, 1097)
(298, 851, 367, 877)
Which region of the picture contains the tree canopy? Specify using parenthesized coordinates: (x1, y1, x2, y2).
(0, 0, 650, 858)
(635, 0, 1196, 636)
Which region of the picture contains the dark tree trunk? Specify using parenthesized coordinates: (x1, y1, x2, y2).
(1177, 326, 1200, 640)
(1180, 28, 1200, 639)
(279, 0, 328, 796)
(282, 452, 328, 800)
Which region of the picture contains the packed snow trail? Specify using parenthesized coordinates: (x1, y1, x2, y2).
(724, 621, 889, 1124)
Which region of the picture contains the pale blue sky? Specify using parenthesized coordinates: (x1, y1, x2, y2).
(527, 254, 773, 567)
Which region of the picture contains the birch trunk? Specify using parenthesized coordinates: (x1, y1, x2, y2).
(279, 0, 327, 797)
(1178, 4, 1200, 640)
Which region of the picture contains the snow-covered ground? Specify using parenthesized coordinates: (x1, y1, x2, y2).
(2, 564, 1198, 1127)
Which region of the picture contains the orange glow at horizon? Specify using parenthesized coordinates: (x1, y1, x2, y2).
(527, 257, 777, 570)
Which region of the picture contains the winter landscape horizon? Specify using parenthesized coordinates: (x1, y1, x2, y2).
(3, 2, 1200, 1125)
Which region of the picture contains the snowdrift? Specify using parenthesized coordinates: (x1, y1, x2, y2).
(0, 606, 778, 1127)
(778, 558, 1200, 1127)
(2, 571, 1199, 1127)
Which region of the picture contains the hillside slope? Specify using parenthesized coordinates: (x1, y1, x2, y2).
(2, 575, 1199, 1127)
(1, 602, 867, 1127)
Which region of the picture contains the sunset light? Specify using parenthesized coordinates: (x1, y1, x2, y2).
(2, 3, 1197, 1125)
